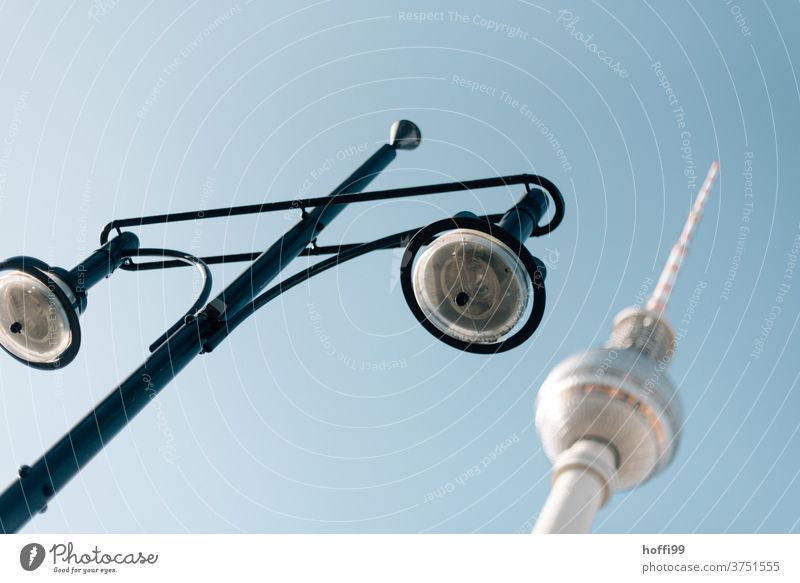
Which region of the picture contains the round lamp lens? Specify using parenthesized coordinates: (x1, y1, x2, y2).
(0, 271, 74, 364)
(412, 229, 530, 343)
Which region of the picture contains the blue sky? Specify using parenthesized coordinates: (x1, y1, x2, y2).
(0, 0, 798, 533)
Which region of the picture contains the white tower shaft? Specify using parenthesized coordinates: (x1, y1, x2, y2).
(533, 440, 616, 533)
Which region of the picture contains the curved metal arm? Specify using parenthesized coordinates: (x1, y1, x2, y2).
(116, 248, 213, 353)
(199, 213, 507, 353)
(99, 174, 565, 271)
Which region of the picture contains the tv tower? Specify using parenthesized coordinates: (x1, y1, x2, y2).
(532, 161, 719, 533)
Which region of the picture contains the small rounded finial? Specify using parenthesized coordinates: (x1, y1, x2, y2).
(389, 120, 421, 150)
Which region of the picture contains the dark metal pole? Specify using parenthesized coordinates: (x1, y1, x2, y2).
(0, 121, 419, 533)
(497, 187, 549, 244)
(210, 143, 396, 319)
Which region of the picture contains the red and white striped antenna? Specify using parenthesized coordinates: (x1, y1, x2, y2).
(646, 161, 719, 314)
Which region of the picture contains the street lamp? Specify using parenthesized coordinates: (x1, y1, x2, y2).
(401, 186, 550, 353)
(0, 232, 139, 368)
(0, 120, 566, 533)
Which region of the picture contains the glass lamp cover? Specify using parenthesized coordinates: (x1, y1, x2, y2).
(0, 271, 74, 364)
(412, 229, 529, 343)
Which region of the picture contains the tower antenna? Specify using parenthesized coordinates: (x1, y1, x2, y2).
(647, 161, 719, 314)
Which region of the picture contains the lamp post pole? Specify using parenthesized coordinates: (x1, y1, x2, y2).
(0, 120, 420, 534)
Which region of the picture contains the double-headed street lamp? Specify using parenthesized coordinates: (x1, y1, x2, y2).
(0, 121, 565, 533)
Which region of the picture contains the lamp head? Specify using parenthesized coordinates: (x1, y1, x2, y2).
(400, 216, 545, 353)
(0, 257, 82, 369)
(413, 228, 528, 343)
